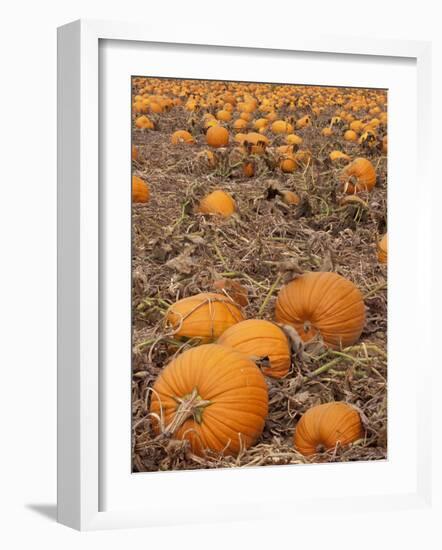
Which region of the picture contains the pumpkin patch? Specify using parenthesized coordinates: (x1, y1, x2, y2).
(131, 77, 388, 472)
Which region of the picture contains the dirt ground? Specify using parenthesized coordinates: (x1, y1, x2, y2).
(131, 80, 387, 472)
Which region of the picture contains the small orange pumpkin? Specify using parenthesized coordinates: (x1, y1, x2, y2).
(329, 150, 350, 163)
(217, 319, 291, 379)
(378, 233, 387, 264)
(340, 158, 376, 194)
(171, 130, 194, 144)
(233, 118, 248, 130)
(296, 115, 311, 129)
(216, 109, 232, 122)
(344, 129, 358, 142)
(135, 115, 154, 130)
(271, 120, 293, 134)
(150, 344, 268, 456)
(198, 190, 236, 217)
(279, 155, 298, 173)
(243, 132, 269, 155)
(242, 161, 255, 177)
(275, 272, 365, 349)
(281, 190, 300, 205)
(286, 134, 303, 145)
(294, 402, 363, 456)
(132, 175, 150, 203)
(206, 125, 229, 148)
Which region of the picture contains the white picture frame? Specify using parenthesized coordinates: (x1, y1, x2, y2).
(57, 19, 432, 531)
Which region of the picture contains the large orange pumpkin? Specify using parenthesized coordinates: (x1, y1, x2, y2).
(198, 190, 236, 217)
(274, 272, 365, 349)
(165, 292, 244, 342)
(150, 344, 268, 456)
(132, 175, 150, 203)
(217, 319, 291, 379)
(340, 158, 376, 194)
(294, 402, 363, 456)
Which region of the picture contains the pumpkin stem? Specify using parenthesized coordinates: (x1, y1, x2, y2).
(164, 388, 211, 437)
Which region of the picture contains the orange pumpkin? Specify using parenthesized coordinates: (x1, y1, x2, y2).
(340, 158, 376, 194)
(171, 130, 194, 144)
(243, 132, 269, 154)
(218, 319, 291, 379)
(275, 272, 365, 349)
(254, 118, 268, 130)
(165, 292, 245, 342)
(132, 175, 150, 203)
(286, 134, 303, 145)
(282, 190, 300, 205)
(271, 120, 293, 134)
(279, 155, 298, 173)
(344, 129, 358, 142)
(233, 118, 248, 130)
(242, 161, 255, 177)
(206, 125, 229, 148)
(329, 150, 350, 163)
(294, 402, 363, 456)
(296, 115, 311, 129)
(135, 115, 154, 130)
(198, 190, 236, 217)
(197, 149, 218, 169)
(131, 145, 139, 161)
(150, 344, 268, 456)
(378, 233, 387, 263)
(216, 109, 232, 122)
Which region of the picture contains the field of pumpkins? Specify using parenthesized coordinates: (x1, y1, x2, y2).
(131, 77, 388, 472)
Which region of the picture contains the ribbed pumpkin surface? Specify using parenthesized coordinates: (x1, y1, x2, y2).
(150, 344, 269, 456)
(165, 292, 244, 342)
(274, 272, 365, 349)
(294, 401, 363, 456)
(217, 319, 291, 379)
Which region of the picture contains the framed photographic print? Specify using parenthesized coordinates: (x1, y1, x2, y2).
(57, 19, 432, 530)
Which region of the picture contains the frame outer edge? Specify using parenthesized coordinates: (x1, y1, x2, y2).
(57, 19, 82, 530)
(56, 18, 432, 530)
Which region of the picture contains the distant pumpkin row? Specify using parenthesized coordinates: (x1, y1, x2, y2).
(149, 271, 370, 458)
